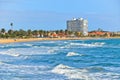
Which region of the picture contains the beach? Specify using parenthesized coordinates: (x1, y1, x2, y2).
(0, 37, 120, 44)
(0, 38, 86, 44)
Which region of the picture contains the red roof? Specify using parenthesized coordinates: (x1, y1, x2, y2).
(89, 31, 105, 35)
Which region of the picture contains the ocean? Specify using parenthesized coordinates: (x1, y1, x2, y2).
(0, 39, 120, 80)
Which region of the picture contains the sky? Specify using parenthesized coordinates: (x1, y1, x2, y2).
(0, 0, 120, 31)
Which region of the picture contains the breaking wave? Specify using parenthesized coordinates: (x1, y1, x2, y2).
(23, 43, 33, 47)
(0, 62, 50, 76)
(70, 42, 105, 47)
(0, 47, 58, 57)
(66, 52, 84, 57)
(0, 49, 20, 57)
(52, 64, 120, 80)
(52, 64, 92, 79)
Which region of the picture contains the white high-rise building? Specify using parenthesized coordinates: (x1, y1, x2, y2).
(67, 18, 88, 36)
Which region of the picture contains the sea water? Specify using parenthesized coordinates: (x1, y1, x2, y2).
(0, 39, 120, 80)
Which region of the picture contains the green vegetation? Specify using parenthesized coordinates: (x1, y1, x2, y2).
(0, 28, 66, 38)
(0, 28, 120, 39)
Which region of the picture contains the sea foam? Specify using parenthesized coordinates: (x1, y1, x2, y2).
(52, 64, 92, 80)
(70, 42, 105, 47)
(66, 52, 83, 57)
(0, 49, 20, 57)
(52, 64, 120, 80)
(0, 62, 50, 75)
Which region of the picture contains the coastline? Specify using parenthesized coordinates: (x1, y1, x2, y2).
(0, 37, 120, 44)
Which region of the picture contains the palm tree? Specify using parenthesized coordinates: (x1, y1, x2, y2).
(10, 23, 13, 30)
(27, 29, 33, 38)
(1, 28, 6, 34)
(8, 29, 13, 35)
(15, 29, 26, 38)
(60, 29, 64, 33)
(39, 30, 44, 37)
(65, 29, 68, 35)
(0, 28, 6, 38)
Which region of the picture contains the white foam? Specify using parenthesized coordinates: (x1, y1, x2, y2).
(48, 49, 55, 53)
(39, 41, 55, 44)
(70, 42, 105, 47)
(52, 64, 120, 80)
(66, 52, 83, 57)
(11, 53, 20, 57)
(0, 46, 5, 48)
(24, 43, 33, 47)
(64, 41, 68, 43)
(0, 61, 4, 64)
(2, 47, 58, 56)
(60, 45, 71, 49)
(0, 49, 20, 57)
(52, 64, 92, 79)
(0, 62, 50, 75)
(104, 67, 120, 73)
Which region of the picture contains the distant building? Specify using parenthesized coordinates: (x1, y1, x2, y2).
(67, 18, 88, 36)
(88, 31, 111, 37)
(113, 32, 120, 35)
(112, 31, 120, 36)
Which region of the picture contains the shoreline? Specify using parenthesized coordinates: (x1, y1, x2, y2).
(0, 37, 120, 44)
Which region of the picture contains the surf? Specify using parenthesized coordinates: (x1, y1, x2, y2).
(70, 42, 105, 47)
(66, 52, 84, 57)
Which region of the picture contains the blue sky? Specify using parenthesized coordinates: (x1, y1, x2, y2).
(0, 0, 120, 31)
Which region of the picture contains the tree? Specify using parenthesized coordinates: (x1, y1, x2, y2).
(20, 29, 26, 34)
(27, 29, 33, 37)
(65, 29, 68, 35)
(97, 28, 103, 31)
(1, 28, 6, 34)
(5, 33, 10, 38)
(75, 32, 82, 37)
(60, 29, 64, 33)
(8, 29, 13, 35)
(55, 30, 60, 34)
(10, 23, 13, 30)
(32, 30, 39, 35)
(68, 31, 73, 35)
(27, 29, 32, 34)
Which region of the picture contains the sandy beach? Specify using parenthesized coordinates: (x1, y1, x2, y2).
(0, 37, 120, 44)
(0, 38, 87, 44)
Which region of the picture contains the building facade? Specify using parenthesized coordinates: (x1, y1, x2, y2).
(67, 18, 88, 36)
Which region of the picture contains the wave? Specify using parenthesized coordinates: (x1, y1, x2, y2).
(52, 64, 120, 80)
(0, 61, 4, 64)
(52, 64, 90, 79)
(86, 66, 106, 72)
(66, 52, 84, 57)
(23, 43, 33, 47)
(37, 41, 56, 44)
(104, 67, 120, 73)
(8, 47, 58, 56)
(0, 45, 5, 48)
(0, 62, 50, 75)
(47, 49, 55, 53)
(0, 49, 20, 57)
(60, 45, 71, 49)
(64, 41, 68, 43)
(70, 42, 105, 47)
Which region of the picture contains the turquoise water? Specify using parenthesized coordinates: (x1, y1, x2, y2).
(0, 39, 120, 80)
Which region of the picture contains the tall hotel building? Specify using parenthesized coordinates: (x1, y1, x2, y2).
(67, 18, 88, 36)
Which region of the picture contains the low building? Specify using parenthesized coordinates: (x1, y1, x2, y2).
(48, 32, 58, 38)
(111, 32, 120, 36)
(89, 31, 111, 37)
